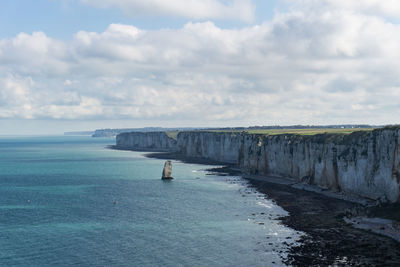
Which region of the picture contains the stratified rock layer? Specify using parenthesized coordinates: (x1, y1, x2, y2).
(116, 132, 177, 152)
(116, 127, 400, 202)
(162, 160, 173, 179)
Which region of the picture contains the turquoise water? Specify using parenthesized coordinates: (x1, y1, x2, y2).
(0, 136, 298, 266)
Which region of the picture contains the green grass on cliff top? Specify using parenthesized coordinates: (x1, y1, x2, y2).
(165, 128, 378, 139)
(209, 128, 375, 136)
(165, 131, 179, 140)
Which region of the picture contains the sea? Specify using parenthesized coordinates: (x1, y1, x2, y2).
(0, 136, 300, 266)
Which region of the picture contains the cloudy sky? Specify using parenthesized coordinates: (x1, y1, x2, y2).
(1, 0, 400, 134)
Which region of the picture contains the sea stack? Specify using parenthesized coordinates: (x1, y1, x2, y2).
(162, 160, 173, 180)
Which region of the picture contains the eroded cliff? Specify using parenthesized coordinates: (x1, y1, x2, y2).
(240, 128, 400, 202)
(116, 127, 400, 202)
(177, 132, 242, 163)
(116, 132, 177, 151)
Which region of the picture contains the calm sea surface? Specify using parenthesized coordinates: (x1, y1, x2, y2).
(0, 136, 299, 266)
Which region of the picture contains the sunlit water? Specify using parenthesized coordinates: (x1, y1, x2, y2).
(0, 136, 299, 266)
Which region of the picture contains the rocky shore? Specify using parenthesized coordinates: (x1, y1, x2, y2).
(203, 163, 400, 266)
(247, 177, 400, 266)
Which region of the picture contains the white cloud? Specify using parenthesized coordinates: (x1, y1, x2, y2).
(0, 32, 69, 76)
(289, 0, 400, 18)
(1, 2, 400, 126)
(0, 75, 34, 119)
(80, 0, 255, 23)
(0, 74, 103, 120)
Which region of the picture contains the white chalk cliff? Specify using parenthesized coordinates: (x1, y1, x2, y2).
(116, 127, 400, 202)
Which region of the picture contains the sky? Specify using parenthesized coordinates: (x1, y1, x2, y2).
(1, 0, 400, 134)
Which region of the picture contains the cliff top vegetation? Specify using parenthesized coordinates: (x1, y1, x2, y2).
(165, 131, 179, 140)
(208, 128, 376, 136)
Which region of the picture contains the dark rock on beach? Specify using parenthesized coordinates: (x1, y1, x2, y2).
(248, 179, 400, 266)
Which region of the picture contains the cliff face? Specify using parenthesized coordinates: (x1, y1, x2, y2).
(116, 127, 400, 202)
(240, 129, 400, 202)
(116, 132, 177, 151)
(177, 132, 242, 163)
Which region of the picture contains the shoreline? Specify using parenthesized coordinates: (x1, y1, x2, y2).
(110, 146, 400, 266)
(246, 177, 400, 265)
(207, 165, 400, 265)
